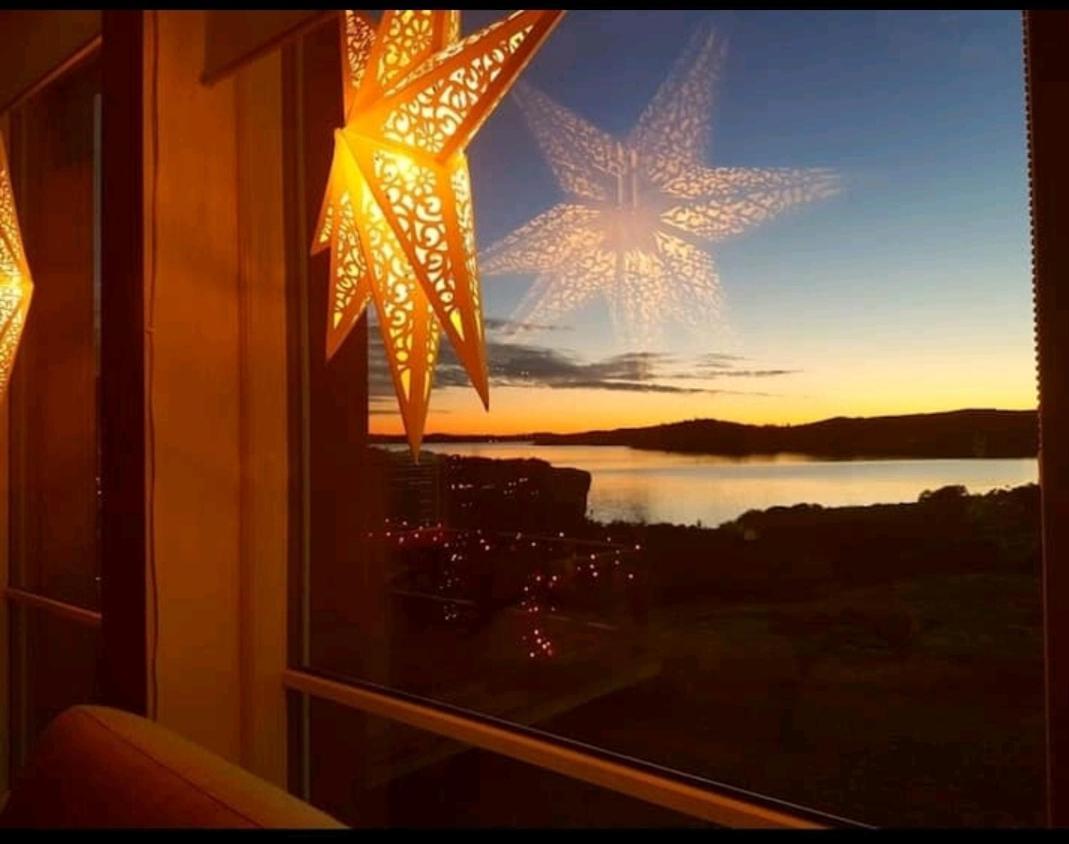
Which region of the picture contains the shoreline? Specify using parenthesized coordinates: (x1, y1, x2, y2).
(369, 408, 1039, 460)
(370, 444, 1037, 531)
(387, 439, 1037, 465)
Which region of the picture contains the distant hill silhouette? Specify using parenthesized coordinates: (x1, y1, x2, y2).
(531, 409, 1037, 458)
(371, 409, 1038, 459)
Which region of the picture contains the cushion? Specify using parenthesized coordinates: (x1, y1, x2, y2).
(0, 705, 344, 829)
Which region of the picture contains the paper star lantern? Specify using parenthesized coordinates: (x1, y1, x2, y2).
(481, 28, 839, 347)
(0, 137, 33, 396)
(311, 9, 564, 456)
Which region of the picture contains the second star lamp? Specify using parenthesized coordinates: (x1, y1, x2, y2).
(0, 137, 33, 397)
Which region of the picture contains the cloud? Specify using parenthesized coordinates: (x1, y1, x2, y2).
(483, 316, 572, 334)
(437, 344, 710, 394)
(671, 353, 800, 381)
(366, 338, 798, 403)
(708, 368, 801, 378)
(695, 352, 746, 369)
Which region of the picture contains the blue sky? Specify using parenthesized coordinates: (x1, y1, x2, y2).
(370, 10, 1034, 433)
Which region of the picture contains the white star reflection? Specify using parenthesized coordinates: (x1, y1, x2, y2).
(480, 27, 840, 347)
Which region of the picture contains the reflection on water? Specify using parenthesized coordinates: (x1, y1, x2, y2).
(408, 443, 1038, 527)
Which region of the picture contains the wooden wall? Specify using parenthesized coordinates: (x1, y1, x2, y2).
(148, 10, 288, 784)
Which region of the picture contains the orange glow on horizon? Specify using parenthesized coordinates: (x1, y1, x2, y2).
(370, 386, 1037, 437)
(369, 340, 1037, 436)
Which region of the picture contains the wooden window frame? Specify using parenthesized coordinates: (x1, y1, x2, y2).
(4, 7, 1065, 830)
(1025, 7, 1069, 829)
(280, 9, 1069, 830)
(0, 10, 149, 729)
(0, 15, 123, 787)
(98, 10, 148, 717)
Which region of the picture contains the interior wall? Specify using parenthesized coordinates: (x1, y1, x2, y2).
(235, 51, 289, 787)
(149, 8, 243, 763)
(149, 10, 289, 784)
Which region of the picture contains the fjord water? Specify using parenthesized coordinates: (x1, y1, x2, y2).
(414, 442, 1038, 527)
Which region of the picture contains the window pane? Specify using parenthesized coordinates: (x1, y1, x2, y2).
(7, 55, 101, 611)
(9, 606, 101, 770)
(294, 10, 1041, 826)
(298, 695, 710, 828)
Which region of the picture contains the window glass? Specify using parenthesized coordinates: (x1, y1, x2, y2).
(8, 55, 101, 611)
(300, 695, 711, 828)
(9, 606, 101, 770)
(5, 51, 102, 780)
(294, 11, 1040, 826)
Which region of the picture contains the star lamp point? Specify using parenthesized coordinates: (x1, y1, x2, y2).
(312, 9, 563, 457)
(0, 136, 33, 397)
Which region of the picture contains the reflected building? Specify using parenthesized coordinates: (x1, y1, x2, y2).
(382, 451, 444, 527)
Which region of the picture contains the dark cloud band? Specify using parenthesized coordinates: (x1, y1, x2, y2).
(365, 336, 797, 401)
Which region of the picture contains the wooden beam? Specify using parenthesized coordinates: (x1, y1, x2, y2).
(99, 10, 148, 716)
(1024, 8, 1069, 829)
(2, 588, 102, 629)
(235, 47, 290, 787)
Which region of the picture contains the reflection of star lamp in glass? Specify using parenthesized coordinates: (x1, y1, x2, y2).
(481, 28, 840, 347)
(0, 137, 33, 397)
(312, 9, 564, 456)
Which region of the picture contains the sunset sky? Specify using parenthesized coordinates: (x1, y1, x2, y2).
(368, 10, 1034, 436)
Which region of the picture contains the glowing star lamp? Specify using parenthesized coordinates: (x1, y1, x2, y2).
(0, 137, 33, 396)
(311, 9, 564, 457)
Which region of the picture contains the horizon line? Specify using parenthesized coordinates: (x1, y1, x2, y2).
(368, 406, 1039, 441)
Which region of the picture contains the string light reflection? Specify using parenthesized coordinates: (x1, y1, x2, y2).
(369, 519, 642, 661)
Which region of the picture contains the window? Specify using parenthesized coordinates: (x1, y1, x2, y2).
(282, 10, 1042, 828)
(300, 695, 711, 828)
(3, 48, 103, 771)
(1, 8, 1053, 830)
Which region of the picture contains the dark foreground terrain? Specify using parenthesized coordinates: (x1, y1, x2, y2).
(312, 453, 1044, 827)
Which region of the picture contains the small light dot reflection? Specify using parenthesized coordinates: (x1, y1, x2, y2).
(363, 517, 644, 661)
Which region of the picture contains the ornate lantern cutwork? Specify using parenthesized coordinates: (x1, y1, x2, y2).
(0, 137, 33, 396)
(312, 9, 564, 456)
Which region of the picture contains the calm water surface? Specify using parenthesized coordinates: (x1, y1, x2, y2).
(412, 442, 1038, 527)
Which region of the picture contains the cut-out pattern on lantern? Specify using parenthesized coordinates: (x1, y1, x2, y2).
(313, 9, 564, 456)
(480, 28, 840, 347)
(0, 137, 33, 396)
